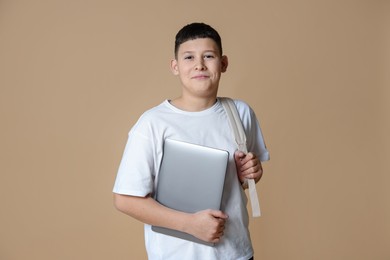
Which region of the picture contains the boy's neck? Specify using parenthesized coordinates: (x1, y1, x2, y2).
(170, 96, 217, 112)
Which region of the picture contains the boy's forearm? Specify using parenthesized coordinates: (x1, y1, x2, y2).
(113, 193, 190, 232)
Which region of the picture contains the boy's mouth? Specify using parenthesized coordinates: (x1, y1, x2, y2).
(192, 74, 209, 79)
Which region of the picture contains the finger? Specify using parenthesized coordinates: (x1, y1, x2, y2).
(239, 152, 256, 165)
(212, 231, 225, 243)
(245, 168, 264, 182)
(212, 237, 221, 243)
(216, 230, 224, 238)
(240, 159, 259, 173)
(240, 164, 262, 178)
(246, 153, 257, 163)
(217, 218, 226, 227)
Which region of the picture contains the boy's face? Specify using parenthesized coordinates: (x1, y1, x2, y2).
(171, 38, 228, 100)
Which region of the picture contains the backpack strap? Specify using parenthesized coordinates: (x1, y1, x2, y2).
(220, 97, 261, 217)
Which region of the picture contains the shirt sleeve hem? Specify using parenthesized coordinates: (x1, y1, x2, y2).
(259, 151, 270, 162)
(112, 188, 150, 197)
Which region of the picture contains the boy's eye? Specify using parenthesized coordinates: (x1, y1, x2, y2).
(204, 54, 215, 59)
(184, 56, 193, 60)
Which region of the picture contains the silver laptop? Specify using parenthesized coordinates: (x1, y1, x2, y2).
(152, 138, 229, 246)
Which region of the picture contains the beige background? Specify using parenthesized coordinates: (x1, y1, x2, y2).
(0, 0, 389, 259)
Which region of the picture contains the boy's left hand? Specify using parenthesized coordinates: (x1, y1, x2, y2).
(234, 151, 263, 186)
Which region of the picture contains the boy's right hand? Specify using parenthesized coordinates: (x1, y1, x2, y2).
(186, 209, 228, 243)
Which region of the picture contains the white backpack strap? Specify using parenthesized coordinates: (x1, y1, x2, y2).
(220, 97, 261, 217)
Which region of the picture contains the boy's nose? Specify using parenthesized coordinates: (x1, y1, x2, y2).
(195, 60, 206, 70)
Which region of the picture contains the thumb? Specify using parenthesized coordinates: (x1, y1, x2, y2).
(210, 210, 229, 219)
(234, 150, 245, 162)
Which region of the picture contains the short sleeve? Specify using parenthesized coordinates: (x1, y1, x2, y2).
(234, 100, 270, 162)
(113, 128, 156, 197)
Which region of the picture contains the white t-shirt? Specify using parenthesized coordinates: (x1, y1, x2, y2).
(113, 98, 269, 260)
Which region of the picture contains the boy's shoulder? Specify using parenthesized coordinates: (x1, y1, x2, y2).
(129, 100, 168, 127)
(220, 97, 258, 123)
(139, 100, 170, 117)
(232, 98, 249, 107)
(219, 97, 252, 111)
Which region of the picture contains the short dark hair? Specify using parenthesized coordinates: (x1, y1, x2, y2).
(174, 22, 223, 58)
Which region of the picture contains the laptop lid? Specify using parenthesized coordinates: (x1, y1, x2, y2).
(152, 138, 229, 246)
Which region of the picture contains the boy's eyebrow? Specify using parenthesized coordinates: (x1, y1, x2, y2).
(181, 50, 218, 55)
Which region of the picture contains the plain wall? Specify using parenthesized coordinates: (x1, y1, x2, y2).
(0, 0, 389, 259)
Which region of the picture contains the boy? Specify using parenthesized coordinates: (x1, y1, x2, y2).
(113, 22, 269, 259)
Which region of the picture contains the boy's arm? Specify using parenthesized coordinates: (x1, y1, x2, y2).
(113, 193, 228, 243)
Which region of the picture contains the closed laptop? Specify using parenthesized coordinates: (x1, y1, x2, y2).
(152, 138, 229, 246)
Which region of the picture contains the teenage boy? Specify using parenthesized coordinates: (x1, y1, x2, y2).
(113, 22, 269, 260)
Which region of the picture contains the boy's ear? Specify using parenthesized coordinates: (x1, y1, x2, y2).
(170, 59, 179, 75)
(221, 55, 228, 73)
